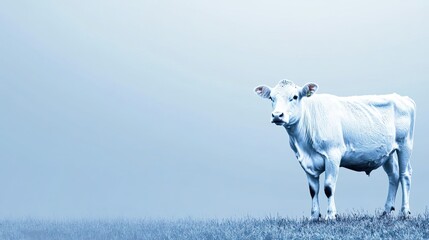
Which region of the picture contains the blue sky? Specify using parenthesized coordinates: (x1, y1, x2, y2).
(0, 1, 428, 218)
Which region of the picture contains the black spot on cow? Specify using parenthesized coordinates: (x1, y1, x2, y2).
(324, 186, 332, 198)
(309, 186, 315, 198)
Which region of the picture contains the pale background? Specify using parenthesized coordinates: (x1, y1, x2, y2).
(0, 1, 428, 219)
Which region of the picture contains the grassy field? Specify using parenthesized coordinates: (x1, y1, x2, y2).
(0, 212, 428, 240)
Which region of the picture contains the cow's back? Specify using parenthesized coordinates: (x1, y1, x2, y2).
(339, 93, 415, 143)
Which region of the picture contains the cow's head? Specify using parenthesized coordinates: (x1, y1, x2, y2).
(254, 80, 318, 127)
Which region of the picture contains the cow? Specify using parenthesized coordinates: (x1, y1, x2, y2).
(254, 79, 416, 220)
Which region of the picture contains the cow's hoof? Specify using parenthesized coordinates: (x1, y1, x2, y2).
(381, 211, 391, 217)
(325, 213, 337, 220)
(310, 213, 322, 221)
(380, 211, 395, 219)
(400, 210, 411, 219)
(381, 207, 395, 217)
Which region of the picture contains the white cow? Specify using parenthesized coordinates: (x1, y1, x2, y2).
(254, 79, 416, 220)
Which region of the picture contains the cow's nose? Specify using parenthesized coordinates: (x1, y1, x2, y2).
(272, 112, 284, 119)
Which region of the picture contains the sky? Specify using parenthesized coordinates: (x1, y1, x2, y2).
(0, 1, 428, 219)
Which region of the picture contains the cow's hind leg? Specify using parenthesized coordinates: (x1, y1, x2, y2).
(397, 144, 413, 217)
(382, 154, 399, 215)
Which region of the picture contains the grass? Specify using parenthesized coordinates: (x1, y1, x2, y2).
(0, 211, 428, 240)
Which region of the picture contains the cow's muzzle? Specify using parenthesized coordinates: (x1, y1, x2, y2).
(271, 112, 286, 125)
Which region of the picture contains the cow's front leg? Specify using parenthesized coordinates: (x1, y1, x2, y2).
(307, 173, 321, 220)
(324, 153, 341, 220)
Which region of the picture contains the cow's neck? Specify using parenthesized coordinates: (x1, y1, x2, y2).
(284, 116, 310, 143)
(284, 112, 314, 160)
(284, 116, 324, 177)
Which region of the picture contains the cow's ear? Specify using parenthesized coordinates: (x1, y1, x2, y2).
(254, 85, 271, 99)
(301, 83, 318, 97)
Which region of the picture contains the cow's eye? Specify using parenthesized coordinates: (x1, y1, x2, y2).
(293, 95, 298, 100)
(269, 96, 273, 101)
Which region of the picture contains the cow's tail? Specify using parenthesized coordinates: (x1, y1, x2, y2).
(406, 97, 416, 145)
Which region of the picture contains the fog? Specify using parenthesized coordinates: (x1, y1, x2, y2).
(0, 0, 428, 218)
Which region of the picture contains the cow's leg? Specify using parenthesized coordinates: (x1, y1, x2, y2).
(397, 145, 413, 217)
(324, 152, 341, 220)
(382, 155, 399, 215)
(306, 173, 320, 220)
